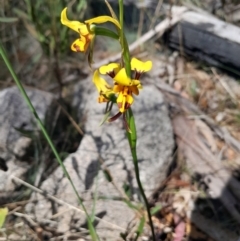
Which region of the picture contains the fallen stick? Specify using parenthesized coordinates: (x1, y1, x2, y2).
(166, 6, 240, 73)
(10, 175, 126, 232)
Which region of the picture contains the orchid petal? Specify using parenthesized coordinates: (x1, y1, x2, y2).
(85, 16, 121, 29)
(99, 63, 120, 75)
(130, 85, 139, 95)
(113, 84, 123, 93)
(61, 8, 89, 35)
(117, 92, 125, 112)
(71, 36, 88, 52)
(114, 68, 132, 86)
(126, 94, 134, 105)
(131, 58, 152, 72)
(93, 70, 112, 93)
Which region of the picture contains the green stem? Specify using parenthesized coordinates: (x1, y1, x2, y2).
(118, 0, 124, 41)
(0, 42, 99, 241)
(118, 0, 131, 77)
(118, 0, 155, 238)
(126, 108, 156, 241)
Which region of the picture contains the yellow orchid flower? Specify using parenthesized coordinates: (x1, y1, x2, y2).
(97, 63, 141, 113)
(112, 58, 152, 86)
(94, 58, 152, 113)
(113, 68, 141, 87)
(61, 8, 121, 52)
(99, 63, 120, 77)
(92, 58, 152, 124)
(113, 84, 139, 113)
(93, 70, 114, 103)
(131, 58, 152, 72)
(131, 58, 152, 79)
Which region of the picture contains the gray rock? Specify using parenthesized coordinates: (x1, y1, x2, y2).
(75, 77, 174, 196)
(0, 86, 54, 196)
(26, 77, 174, 240)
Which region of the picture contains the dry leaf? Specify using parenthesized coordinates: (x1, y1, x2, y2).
(195, 119, 217, 153)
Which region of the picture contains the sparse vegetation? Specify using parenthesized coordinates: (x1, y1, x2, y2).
(1, 0, 240, 240)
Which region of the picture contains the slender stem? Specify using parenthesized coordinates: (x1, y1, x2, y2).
(0, 42, 99, 241)
(126, 108, 156, 240)
(133, 154, 156, 240)
(118, 0, 124, 66)
(118, 0, 131, 77)
(119, 0, 124, 31)
(119, 1, 155, 238)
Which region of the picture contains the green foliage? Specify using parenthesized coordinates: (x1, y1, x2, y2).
(134, 216, 145, 241)
(13, 0, 87, 57)
(103, 168, 113, 182)
(126, 108, 156, 240)
(151, 205, 162, 215)
(123, 183, 132, 199)
(188, 79, 199, 100)
(0, 208, 8, 228)
(0, 17, 18, 23)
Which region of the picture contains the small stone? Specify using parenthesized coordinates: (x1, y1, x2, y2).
(215, 112, 225, 122)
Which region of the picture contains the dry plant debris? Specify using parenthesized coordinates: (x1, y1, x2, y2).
(146, 54, 240, 241)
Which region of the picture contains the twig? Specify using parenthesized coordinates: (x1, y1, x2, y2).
(13, 212, 38, 227)
(10, 175, 126, 232)
(211, 67, 237, 103)
(55, 100, 84, 136)
(137, 8, 144, 39)
(149, 0, 164, 29)
(98, 156, 130, 201)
